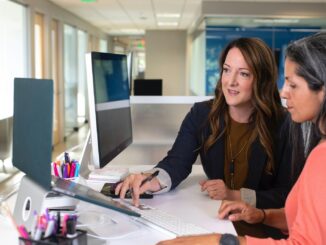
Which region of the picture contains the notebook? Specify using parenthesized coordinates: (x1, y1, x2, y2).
(12, 78, 139, 218)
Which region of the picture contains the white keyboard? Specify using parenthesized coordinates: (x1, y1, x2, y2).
(133, 207, 212, 237)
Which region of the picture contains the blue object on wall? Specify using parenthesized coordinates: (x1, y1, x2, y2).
(205, 26, 320, 95)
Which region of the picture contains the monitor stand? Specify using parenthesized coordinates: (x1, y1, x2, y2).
(13, 176, 78, 230)
(13, 176, 49, 230)
(76, 207, 141, 239)
(79, 131, 129, 182)
(78, 132, 140, 239)
(79, 131, 93, 179)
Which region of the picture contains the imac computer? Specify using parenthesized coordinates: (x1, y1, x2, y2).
(80, 52, 133, 178)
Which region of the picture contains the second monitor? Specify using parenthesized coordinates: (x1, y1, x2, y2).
(133, 79, 163, 96)
(80, 52, 132, 177)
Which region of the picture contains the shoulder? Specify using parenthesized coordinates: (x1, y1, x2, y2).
(191, 99, 212, 115)
(299, 142, 326, 188)
(181, 100, 213, 130)
(306, 142, 326, 170)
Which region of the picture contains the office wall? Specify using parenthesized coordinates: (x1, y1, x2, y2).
(145, 30, 187, 95)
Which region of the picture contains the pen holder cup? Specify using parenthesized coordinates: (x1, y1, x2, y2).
(19, 229, 87, 245)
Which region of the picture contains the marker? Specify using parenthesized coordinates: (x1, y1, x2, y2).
(66, 217, 77, 238)
(74, 163, 80, 177)
(18, 225, 30, 239)
(44, 218, 56, 238)
(52, 162, 59, 177)
(70, 163, 76, 178)
(30, 211, 38, 237)
(56, 163, 63, 178)
(64, 152, 70, 164)
(33, 222, 43, 240)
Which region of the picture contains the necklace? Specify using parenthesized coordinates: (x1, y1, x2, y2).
(227, 133, 250, 189)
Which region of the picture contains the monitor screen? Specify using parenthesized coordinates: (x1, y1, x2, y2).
(85, 52, 132, 169)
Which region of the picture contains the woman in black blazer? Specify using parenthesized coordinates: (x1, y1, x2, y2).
(116, 37, 293, 209)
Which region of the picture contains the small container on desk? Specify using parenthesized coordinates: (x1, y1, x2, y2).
(19, 229, 87, 245)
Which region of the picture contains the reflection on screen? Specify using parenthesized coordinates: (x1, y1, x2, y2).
(93, 59, 129, 103)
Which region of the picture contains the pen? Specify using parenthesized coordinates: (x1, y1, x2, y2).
(140, 170, 160, 188)
(64, 152, 70, 164)
(66, 216, 77, 238)
(125, 170, 159, 197)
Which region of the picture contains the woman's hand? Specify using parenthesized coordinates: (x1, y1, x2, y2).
(218, 200, 264, 224)
(156, 234, 221, 245)
(200, 179, 229, 200)
(200, 179, 240, 201)
(115, 173, 161, 207)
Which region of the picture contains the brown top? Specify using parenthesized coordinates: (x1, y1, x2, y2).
(224, 117, 252, 190)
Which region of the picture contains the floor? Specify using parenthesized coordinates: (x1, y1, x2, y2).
(0, 124, 89, 202)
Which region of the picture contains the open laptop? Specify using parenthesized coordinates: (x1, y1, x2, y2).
(12, 78, 139, 229)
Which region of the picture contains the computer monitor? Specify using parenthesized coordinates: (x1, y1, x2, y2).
(80, 52, 132, 177)
(134, 79, 163, 96)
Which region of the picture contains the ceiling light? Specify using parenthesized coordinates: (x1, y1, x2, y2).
(253, 19, 274, 24)
(107, 29, 145, 35)
(274, 19, 299, 24)
(80, 0, 97, 2)
(254, 18, 299, 24)
(156, 13, 180, 18)
(157, 22, 178, 26)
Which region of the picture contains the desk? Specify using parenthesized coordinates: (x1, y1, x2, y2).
(0, 165, 235, 245)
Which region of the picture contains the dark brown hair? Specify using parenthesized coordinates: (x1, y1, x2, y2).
(286, 32, 326, 180)
(204, 37, 283, 173)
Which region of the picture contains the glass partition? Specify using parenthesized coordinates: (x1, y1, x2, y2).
(64, 24, 78, 137)
(0, 0, 27, 185)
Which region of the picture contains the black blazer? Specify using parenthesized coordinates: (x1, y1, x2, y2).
(156, 100, 292, 209)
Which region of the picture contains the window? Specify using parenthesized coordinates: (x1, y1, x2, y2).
(0, 1, 27, 120)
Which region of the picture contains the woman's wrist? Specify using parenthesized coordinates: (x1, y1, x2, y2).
(227, 190, 241, 201)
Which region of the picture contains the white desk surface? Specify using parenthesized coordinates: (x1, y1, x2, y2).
(0, 165, 236, 245)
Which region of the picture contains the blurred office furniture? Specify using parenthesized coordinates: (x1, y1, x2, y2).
(60, 96, 212, 167)
(134, 79, 163, 95)
(0, 116, 21, 202)
(109, 96, 212, 166)
(0, 117, 13, 171)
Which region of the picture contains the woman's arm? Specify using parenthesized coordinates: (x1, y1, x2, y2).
(156, 234, 247, 245)
(156, 102, 210, 189)
(263, 208, 287, 231)
(218, 201, 288, 231)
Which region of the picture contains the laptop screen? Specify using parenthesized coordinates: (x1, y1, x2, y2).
(13, 78, 53, 190)
(12, 78, 139, 217)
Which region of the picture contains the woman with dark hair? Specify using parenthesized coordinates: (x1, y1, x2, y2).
(157, 32, 326, 245)
(116, 37, 292, 210)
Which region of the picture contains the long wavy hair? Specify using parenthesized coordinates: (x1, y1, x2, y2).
(285, 32, 326, 180)
(203, 37, 284, 173)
